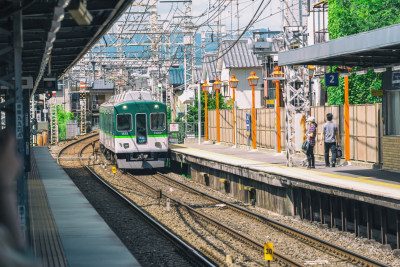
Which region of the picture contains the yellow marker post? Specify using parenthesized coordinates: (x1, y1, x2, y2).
(264, 243, 273, 266)
(112, 166, 116, 175)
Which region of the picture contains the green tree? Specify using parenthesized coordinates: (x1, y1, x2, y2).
(324, 0, 400, 105)
(57, 105, 75, 140)
(186, 92, 231, 123)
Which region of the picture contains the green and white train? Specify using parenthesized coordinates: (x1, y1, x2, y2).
(99, 91, 168, 169)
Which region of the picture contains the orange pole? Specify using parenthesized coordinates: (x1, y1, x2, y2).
(276, 81, 281, 153)
(344, 76, 350, 161)
(205, 92, 208, 141)
(216, 89, 220, 143)
(233, 86, 236, 144)
(252, 85, 256, 149)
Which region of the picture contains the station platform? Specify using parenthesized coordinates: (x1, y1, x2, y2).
(28, 147, 140, 266)
(170, 143, 400, 210)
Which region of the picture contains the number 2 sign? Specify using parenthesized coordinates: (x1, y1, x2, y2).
(324, 73, 339, 87)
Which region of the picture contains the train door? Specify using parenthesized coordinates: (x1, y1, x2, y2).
(136, 113, 147, 144)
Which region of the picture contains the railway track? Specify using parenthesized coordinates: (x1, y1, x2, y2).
(123, 173, 387, 266)
(66, 138, 217, 267)
(124, 171, 303, 266)
(61, 135, 389, 266)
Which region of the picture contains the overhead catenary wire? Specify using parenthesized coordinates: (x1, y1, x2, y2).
(200, 0, 271, 64)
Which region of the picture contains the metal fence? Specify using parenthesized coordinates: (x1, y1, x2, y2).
(168, 122, 205, 144)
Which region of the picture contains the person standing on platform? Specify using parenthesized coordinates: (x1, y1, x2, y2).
(306, 117, 317, 169)
(321, 113, 339, 167)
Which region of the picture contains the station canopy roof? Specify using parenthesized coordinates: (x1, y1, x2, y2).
(0, 0, 131, 91)
(278, 23, 400, 68)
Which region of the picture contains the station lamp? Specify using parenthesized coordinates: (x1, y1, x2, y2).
(229, 75, 239, 88)
(271, 66, 284, 153)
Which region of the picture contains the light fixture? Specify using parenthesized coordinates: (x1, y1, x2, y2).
(356, 70, 367, 75)
(47, 32, 56, 43)
(50, 20, 61, 33)
(374, 68, 386, 73)
(69, 0, 93, 26)
(58, 0, 71, 8)
(45, 41, 53, 50)
(247, 72, 259, 86)
(201, 81, 210, 92)
(229, 75, 239, 88)
(212, 77, 222, 91)
(392, 66, 400, 71)
(53, 7, 65, 22)
(340, 72, 350, 77)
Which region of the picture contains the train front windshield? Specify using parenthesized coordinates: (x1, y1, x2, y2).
(117, 114, 132, 132)
(150, 113, 166, 131)
(136, 113, 147, 144)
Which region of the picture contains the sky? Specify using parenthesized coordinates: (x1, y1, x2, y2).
(158, 0, 283, 34)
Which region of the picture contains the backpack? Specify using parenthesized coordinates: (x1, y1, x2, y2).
(336, 145, 343, 158)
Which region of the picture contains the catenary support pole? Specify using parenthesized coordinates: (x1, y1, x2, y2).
(197, 84, 201, 144)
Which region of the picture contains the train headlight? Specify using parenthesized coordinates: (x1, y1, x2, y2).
(122, 105, 128, 110)
(154, 104, 159, 109)
(123, 143, 129, 148)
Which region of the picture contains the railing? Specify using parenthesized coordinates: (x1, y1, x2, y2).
(168, 122, 205, 144)
(314, 30, 328, 44)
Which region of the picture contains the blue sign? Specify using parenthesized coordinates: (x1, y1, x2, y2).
(324, 73, 339, 87)
(246, 113, 251, 136)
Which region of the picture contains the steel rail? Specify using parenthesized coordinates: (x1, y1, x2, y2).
(126, 172, 303, 267)
(56, 132, 99, 164)
(76, 142, 217, 267)
(154, 172, 389, 267)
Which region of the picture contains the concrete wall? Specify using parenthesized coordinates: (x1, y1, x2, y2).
(181, 158, 294, 216)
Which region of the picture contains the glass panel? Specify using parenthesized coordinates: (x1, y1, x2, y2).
(136, 114, 147, 144)
(117, 114, 132, 132)
(150, 113, 166, 131)
(388, 91, 400, 135)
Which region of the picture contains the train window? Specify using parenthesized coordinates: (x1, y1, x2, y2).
(117, 114, 132, 132)
(136, 113, 147, 144)
(150, 113, 166, 131)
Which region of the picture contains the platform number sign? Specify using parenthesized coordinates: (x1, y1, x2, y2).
(264, 243, 273, 261)
(324, 73, 339, 87)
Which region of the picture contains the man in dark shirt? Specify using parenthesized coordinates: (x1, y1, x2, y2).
(321, 113, 339, 167)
